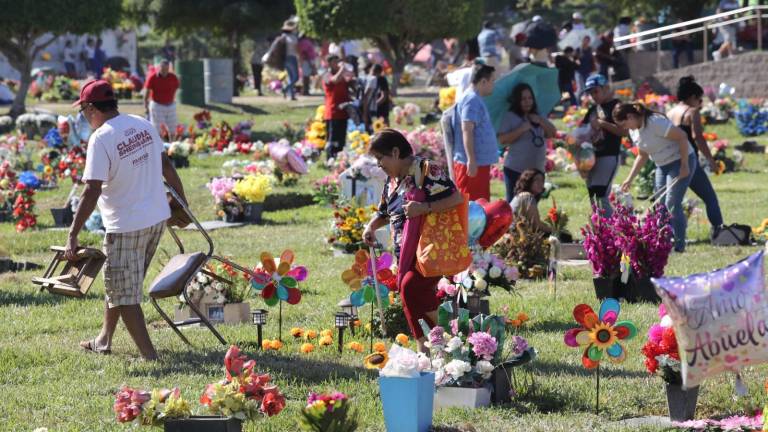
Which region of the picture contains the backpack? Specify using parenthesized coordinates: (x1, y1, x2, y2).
(263, 35, 286, 70)
(711, 224, 753, 246)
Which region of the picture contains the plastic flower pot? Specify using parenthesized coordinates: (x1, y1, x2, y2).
(243, 202, 263, 224)
(379, 372, 434, 432)
(626, 274, 661, 303)
(465, 295, 490, 318)
(164, 416, 242, 432)
(593, 275, 616, 300)
(665, 383, 699, 421)
(224, 209, 244, 223)
(434, 385, 492, 410)
(50, 207, 74, 227)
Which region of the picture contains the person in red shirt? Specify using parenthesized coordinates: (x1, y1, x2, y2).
(143, 60, 180, 138)
(323, 54, 351, 159)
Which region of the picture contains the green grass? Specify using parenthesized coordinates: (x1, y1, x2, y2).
(3, 97, 768, 431)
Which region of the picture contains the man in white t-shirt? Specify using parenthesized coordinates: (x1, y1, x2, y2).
(65, 79, 188, 360)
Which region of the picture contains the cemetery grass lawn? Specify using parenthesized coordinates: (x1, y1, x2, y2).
(2, 99, 768, 431)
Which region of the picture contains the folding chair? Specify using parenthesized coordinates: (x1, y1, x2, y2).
(148, 183, 256, 347)
(32, 246, 106, 297)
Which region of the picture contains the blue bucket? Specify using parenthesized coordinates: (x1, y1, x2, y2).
(379, 372, 435, 432)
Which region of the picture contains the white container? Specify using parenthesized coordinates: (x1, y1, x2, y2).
(433, 386, 492, 410)
(339, 170, 385, 206)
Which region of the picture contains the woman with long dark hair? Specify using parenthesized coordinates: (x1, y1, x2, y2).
(666, 76, 724, 236)
(362, 129, 464, 353)
(497, 83, 556, 202)
(510, 169, 552, 234)
(616, 103, 696, 252)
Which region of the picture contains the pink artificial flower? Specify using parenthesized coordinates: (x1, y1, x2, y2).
(658, 304, 667, 319)
(467, 331, 498, 361)
(647, 324, 664, 344)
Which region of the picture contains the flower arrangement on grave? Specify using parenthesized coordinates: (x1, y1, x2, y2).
(206, 177, 244, 220)
(102, 68, 135, 99)
(562, 105, 588, 129)
(405, 127, 447, 168)
(327, 201, 377, 253)
(313, 172, 341, 205)
(392, 103, 420, 126)
(581, 206, 622, 278)
(167, 141, 191, 163)
(11, 181, 36, 232)
(298, 392, 358, 432)
(233, 174, 271, 204)
(304, 106, 327, 149)
(178, 264, 251, 306)
(641, 304, 681, 384)
(643, 92, 676, 112)
(545, 198, 570, 240)
(705, 138, 743, 174)
(421, 303, 534, 388)
(40, 76, 80, 102)
(735, 99, 768, 136)
(443, 249, 518, 300)
(348, 130, 371, 155)
(492, 219, 550, 280)
(200, 345, 286, 420)
(193, 110, 212, 130)
(438, 87, 456, 111)
(114, 386, 191, 426)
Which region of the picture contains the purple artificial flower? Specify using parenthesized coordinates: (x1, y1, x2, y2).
(510, 335, 528, 356)
(428, 326, 445, 347)
(467, 331, 498, 361)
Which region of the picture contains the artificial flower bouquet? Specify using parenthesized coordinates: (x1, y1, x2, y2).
(392, 103, 420, 126)
(327, 200, 376, 253)
(581, 205, 623, 278)
(442, 249, 519, 299)
(735, 99, 768, 137)
(313, 172, 340, 205)
(114, 386, 191, 426)
(232, 174, 272, 204)
(405, 127, 447, 168)
(611, 201, 673, 279)
(200, 346, 286, 420)
(206, 177, 244, 221)
(304, 106, 327, 150)
(545, 198, 570, 240)
(298, 392, 358, 432)
(348, 130, 371, 155)
(166, 141, 192, 167)
(641, 304, 682, 385)
(438, 87, 456, 111)
(193, 110, 212, 130)
(11, 181, 37, 232)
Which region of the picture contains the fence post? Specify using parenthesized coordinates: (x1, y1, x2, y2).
(759, 8, 763, 52)
(656, 33, 662, 72)
(703, 23, 709, 63)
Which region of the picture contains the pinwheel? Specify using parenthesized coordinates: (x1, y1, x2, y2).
(563, 298, 637, 413)
(250, 250, 307, 306)
(341, 249, 393, 307)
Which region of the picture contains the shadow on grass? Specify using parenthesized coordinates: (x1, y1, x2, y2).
(263, 193, 315, 212)
(0, 288, 94, 307)
(532, 358, 648, 379)
(204, 103, 268, 116)
(131, 347, 378, 385)
(528, 319, 574, 334)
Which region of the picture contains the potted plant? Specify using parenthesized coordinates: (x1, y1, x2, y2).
(174, 263, 252, 325)
(298, 391, 358, 432)
(232, 174, 271, 224)
(581, 206, 622, 299)
(641, 305, 698, 421)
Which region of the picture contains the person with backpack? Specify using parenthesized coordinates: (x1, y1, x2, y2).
(617, 102, 696, 252)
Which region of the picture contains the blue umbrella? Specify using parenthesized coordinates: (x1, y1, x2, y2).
(483, 63, 560, 132)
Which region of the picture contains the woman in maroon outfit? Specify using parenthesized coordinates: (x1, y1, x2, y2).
(363, 129, 464, 353)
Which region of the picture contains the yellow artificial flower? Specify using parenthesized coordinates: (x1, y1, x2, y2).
(395, 333, 410, 346)
(373, 342, 387, 353)
(320, 329, 333, 338)
(300, 343, 315, 354)
(290, 327, 304, 338)
(319, 335, 333, 346)
(305, 329, 318, 340)
(347, 342, 364, 353)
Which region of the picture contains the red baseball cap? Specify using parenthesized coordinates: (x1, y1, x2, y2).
(71, 79, 116, 107)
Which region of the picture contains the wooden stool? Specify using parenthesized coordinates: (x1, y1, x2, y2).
(32, 246, 106, 297)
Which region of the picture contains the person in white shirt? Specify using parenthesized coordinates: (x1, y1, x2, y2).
(572, 12, 586, 31)
(66, 80, 188, 360)
(617, 102, 696, 252)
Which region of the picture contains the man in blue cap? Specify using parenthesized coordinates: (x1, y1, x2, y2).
(580, 73, 624, 216)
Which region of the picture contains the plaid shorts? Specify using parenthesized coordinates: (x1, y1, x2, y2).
(103, 222, 165, 308)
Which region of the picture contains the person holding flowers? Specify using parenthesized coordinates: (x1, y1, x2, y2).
(666, 76, 725, 238)
(616, 102, 696, 252)
(363, 129, 464, 353)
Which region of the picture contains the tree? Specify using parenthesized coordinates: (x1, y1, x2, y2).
(516, 0, 717, 26)
(0, 0, 123, 117)
(294, 0, 483, 94)
(125, 0, 294, 95)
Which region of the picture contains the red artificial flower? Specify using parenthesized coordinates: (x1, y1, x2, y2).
(200, 383, 215, 406)
(260, 389, 286, 417)
(224, 345, 248, 380)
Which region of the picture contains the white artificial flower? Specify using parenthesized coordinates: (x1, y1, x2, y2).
(203, 285, 213, 295)
(445, 336, 463, 353)
(488, 266, 502, 279)
(214, 282, 224, 292)
(473, 268, 487, 279)
(216, 294, 226, 304)
(189, 282, 200, 291)
(475, 360, 495, 380)
(196, 274, 207, 283)
(416, 352, 431, 371)
(660, 315, 673, 328)
(474, 278, 488, 291)
(444, 359, 472, 380)
(431, 357, 445, 370)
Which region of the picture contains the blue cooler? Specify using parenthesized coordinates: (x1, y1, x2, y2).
(379, 372, 435, 432)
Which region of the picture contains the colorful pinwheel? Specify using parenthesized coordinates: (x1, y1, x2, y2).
(250, 250, 307, 306)
(563, 298, 637, 369)
(341, 249, 393, 307)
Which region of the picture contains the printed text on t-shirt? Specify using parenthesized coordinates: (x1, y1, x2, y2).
(117, 129, 153, 159)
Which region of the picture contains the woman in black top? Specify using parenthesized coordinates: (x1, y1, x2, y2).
(666, 76, 724, 232)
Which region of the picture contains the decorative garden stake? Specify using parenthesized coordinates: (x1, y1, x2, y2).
(335, 311, 351, 354)
(341, 247, 391, 352)
(250, 250, 308, 342)
(564, 298, 637, 414)
(251, 309, 268, 349)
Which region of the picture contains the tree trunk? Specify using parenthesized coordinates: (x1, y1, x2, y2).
(9, 67, 32, 118)
(1, 33, 57, 118)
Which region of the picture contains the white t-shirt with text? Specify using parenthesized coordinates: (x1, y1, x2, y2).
(629, 114, 693, 167)
(83, 114, 170, 233)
